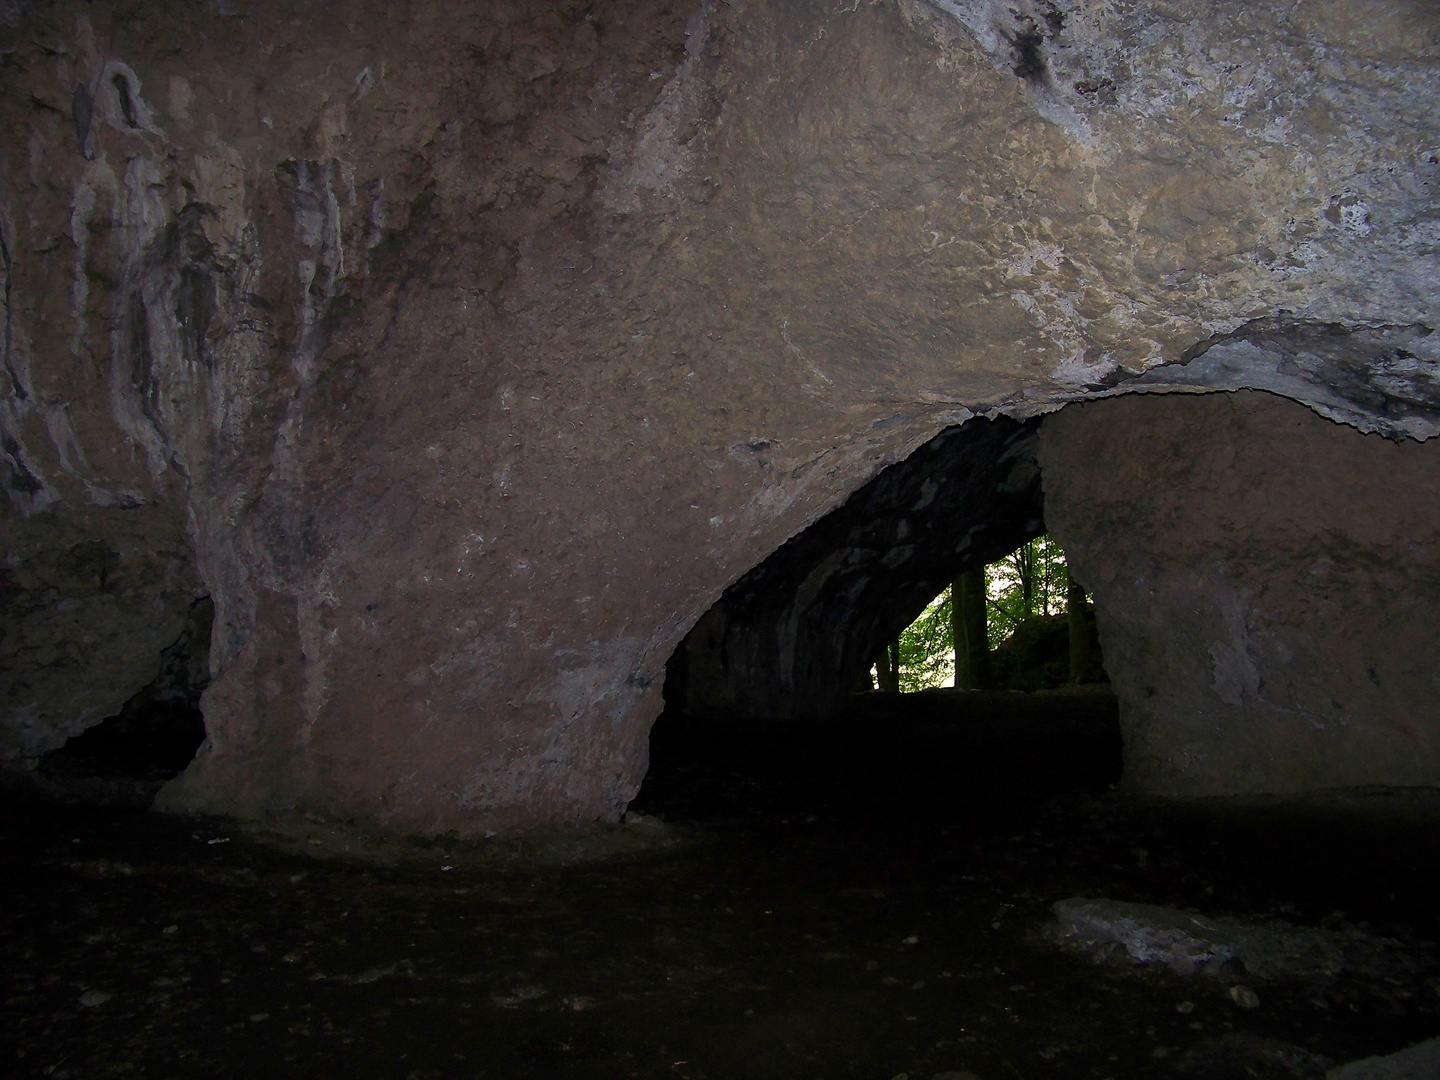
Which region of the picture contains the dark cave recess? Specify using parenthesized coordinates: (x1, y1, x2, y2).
(31, 596, 213, 803)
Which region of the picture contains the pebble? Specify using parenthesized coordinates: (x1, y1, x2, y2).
(78, 990, 112, 1007)
(1228, 985, 1260, 1008)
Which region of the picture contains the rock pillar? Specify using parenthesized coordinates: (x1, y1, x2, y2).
(1040, 391, 1440, 796)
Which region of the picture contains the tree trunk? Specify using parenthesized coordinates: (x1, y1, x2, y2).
(954, 568, 991, 690)
(876, 641, 900, 693)
(951, 581, 962, 685)
(1041, 542, 1053, 616)
(1017, 542, 1034, 621)
(1067, 572, 1101, 683)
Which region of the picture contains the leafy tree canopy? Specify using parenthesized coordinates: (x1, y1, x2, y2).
(886, 534, 1075, 693)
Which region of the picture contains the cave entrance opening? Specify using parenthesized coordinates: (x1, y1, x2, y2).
(869, 532, 1106, 695)
(661, 415, 1053, 726)
(641, 413, 1124, 828)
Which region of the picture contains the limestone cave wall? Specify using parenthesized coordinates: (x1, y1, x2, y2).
(1, 0, 1438, 831)
(1041, 390, 1440, 797)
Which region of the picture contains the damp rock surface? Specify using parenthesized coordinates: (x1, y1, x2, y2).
(0, 505, 203, 763)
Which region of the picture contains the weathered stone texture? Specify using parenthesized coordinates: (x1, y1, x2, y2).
(1, 0, 1437, 831)
(1040, 391, 1440, 797)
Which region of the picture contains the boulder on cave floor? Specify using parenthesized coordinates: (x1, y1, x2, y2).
(1328, 1037, 1440, 1080)
(1050, 897, 1432, 983)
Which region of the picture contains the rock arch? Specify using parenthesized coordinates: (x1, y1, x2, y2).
(1, 0, 1437, 831)
(668, 414, 1046, 725)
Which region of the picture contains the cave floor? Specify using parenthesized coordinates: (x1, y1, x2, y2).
(4, 689, 1439, 1080)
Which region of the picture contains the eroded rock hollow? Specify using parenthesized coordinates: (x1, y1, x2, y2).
(2, 0, 1438, 832)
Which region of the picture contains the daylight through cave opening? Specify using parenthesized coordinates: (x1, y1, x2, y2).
(662, 414, 1050, 727)
(646, 407, 1125, 814)
(868, 532, 1107, 695)
(658, 388, 1440, 801)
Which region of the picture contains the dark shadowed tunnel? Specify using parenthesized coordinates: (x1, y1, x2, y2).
(666, 416, 1047, 725)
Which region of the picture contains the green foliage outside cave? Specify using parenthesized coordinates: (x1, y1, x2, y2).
(884, 534, 1087, 693)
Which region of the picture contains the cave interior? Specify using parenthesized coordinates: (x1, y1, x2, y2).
(11, 390, 1440, 1080)
(3, 0, 1440, 1076)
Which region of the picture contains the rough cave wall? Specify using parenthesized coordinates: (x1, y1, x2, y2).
(1040, 390, 1440, 797)
(674, 416, 1043, 724)
(2, 505, 201, 761)
(1, 0, 1438, 831)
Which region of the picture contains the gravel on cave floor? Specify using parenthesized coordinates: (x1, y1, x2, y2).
(3, 690, 1439, 1079)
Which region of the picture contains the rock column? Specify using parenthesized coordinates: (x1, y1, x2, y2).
(1039, 391, 1440, 796)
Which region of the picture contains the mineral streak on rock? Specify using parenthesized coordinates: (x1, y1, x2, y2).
(0, 0, 1438, 832)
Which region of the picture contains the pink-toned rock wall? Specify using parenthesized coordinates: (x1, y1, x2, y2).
(2, 1, 1438, 832)
(1040, 391, 1440, 797)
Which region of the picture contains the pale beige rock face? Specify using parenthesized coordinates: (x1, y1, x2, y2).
(1, 0, 1437, 830)
(1040, 391, 1440, 797)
